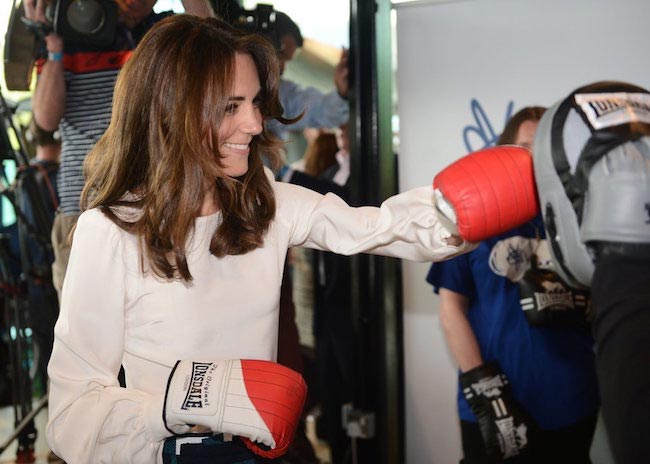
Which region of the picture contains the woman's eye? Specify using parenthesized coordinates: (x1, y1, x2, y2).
(225, 104, 237, 114)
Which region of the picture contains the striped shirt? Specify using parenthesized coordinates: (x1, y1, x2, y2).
(57, 51, 129, 214)
(37, 13, 172, 215)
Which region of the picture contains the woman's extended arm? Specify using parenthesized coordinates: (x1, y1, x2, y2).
(278, 182, 475, 262)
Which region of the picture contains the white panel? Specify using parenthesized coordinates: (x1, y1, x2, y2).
(404, 311, 462, 463)
(396, 0, 649, 462)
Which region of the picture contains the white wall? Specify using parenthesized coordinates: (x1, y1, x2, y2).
(394, 0, 650, 462)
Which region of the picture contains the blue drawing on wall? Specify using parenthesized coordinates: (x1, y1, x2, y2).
(462, 99, 515, 153)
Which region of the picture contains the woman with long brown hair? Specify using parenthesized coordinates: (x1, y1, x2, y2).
(45, 14, 472, 463)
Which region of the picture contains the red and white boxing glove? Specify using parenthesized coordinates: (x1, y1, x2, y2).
(163, 359, 307, 459)
(433, 145, 540, 242)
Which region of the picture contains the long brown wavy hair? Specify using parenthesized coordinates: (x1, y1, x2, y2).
(81, 15, 293, 281)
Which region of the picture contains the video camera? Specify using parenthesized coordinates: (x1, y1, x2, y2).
(4, 0, 118, 91)
(216, 1, 282, 50)
(25, 0, 118, 47)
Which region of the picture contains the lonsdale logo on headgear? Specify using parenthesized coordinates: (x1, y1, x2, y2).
(181, 362, 213, 410)
(574, 92, 650, 130)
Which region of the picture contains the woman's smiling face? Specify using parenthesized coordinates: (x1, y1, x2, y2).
(217, 53, 263, 177)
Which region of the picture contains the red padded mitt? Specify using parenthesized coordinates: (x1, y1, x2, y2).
(433, 145, 540, 242)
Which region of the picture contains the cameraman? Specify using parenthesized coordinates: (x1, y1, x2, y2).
(24, 0, 213, 299)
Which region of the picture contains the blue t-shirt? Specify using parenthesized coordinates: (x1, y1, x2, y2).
(426, 216, 599, 430)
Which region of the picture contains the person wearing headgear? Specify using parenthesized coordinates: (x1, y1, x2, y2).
(23, 0, 213, 302)
(44, 14, 485, 463)
(427, 106, 600, 464)
(532, 81, 650, 464)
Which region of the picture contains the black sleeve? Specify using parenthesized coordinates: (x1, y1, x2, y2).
(591, 252, 650, 464)
(288, 170, 349, 201)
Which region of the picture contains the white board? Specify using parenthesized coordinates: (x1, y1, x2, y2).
(395, 0, 650, 462)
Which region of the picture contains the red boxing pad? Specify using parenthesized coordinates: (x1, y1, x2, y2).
(433, 146, 540, 242)
(240, 360, 307, 459)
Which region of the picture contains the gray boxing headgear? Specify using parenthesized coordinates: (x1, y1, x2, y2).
(533, 81, 650, 288)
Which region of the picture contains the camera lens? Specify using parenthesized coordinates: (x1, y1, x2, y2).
(66, 0, 106, 35)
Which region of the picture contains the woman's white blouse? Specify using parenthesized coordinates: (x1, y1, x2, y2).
(46, 179, 473, 463)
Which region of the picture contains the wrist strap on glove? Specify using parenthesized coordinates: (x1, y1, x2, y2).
(518, 251, 592, 328)
(460, 361, 535, 461)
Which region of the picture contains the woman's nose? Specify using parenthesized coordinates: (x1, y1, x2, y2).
(241, 108, 263, 135)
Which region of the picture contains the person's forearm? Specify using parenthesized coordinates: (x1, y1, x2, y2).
(443, 313, 483, 372)
(439, 289, 483, 372)
(33, 35, 66, 132)
(33, 61, 65, 131)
